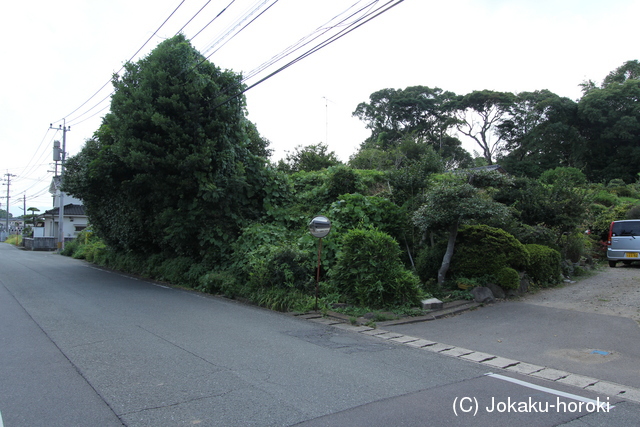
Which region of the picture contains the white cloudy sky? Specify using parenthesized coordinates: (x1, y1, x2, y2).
(1, 0, 638, 216)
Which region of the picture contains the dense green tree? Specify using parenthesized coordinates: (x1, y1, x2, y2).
(602, 60, 640, 87)
(353, 86, 458, 146)
(497, 91, 584, 177)
(352, 86, 470, 166)
(64, 35, 270, 260)
(277, 143, 341, 172)
(454, 90, 515, 165)
(578, 78, 640, 183)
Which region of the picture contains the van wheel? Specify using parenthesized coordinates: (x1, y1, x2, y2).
(609, 260, 617, 267)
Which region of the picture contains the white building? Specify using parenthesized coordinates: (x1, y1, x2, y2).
(40, 177, 88, 239)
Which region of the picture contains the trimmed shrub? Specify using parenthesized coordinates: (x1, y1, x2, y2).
(495, 267, 519, 290)
(524, 244, 562, 287)
(328, 228, 421, 308)
(450, 225, 529, 278)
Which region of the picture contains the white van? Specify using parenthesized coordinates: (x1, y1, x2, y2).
(607, 220, 640, 267)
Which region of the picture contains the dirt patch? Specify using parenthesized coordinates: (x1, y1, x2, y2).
(521, 265, 640, 323)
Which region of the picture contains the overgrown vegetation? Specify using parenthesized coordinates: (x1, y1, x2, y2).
(56, 42, 640, 316)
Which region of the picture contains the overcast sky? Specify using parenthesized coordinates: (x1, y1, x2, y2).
(1, 0, 638, 216)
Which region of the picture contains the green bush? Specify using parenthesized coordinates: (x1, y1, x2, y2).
(198, 270, 239, 296)
(328, 228, 421, 308)
(230, 223, 294, 280)
(524, 244, 562, 287)
(592, 190, 618, 207)
(563, 233, 591, 263)
(325, 166, 360, 201)
(328, 193, 407, 242)
(247, 245, 314, 291)
(495, 267, 519, 290)
(61, 238, 79, 256)
(450, 225, 529, 278)
(540, 167, 587, 186)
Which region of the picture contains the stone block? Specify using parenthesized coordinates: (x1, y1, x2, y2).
(375, 332, 404, 340)
(557, 374, 598, 389)
(421, 342, 455, 353)
(504, 362, 544, 375)
(405, 339, 437, 348)
(530, 368, 570, 381)
(421, 298, 443, 310)
(585, 381, 627, 396)
(389, 335, 420, 344)
(460, 351, 496, 363)
(440, 347, 474, 357)
(482, 356, 519, 368)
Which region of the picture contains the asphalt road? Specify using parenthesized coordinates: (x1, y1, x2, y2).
(1, 244, 638, 426)
(385, 298, 640, 389)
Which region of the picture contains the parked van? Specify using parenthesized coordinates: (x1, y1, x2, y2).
(607, 220, 640, 267)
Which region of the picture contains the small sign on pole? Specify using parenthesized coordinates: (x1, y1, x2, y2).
(309, 216, 331, 311)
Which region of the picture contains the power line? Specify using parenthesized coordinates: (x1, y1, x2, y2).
(191, 0, 238, 40)
(65, 0, 242, 128)
(209, 0, 406, 111)
(59, 0, 188, 126)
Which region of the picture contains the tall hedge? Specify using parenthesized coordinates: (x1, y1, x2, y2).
(328, 228, 421, 308)
(450, 225, 529, 278)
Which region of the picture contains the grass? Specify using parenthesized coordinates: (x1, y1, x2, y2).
(4, 234, 22, 245)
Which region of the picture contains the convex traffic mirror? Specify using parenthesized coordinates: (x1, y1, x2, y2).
(309, 216, 331, 238)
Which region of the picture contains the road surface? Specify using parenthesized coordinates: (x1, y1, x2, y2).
(1, 244, 638, 426)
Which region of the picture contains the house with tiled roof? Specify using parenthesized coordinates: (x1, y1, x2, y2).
(24, 177, 88, 250)
(42, 203, 88, 238)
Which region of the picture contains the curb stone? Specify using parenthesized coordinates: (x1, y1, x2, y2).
(296, 312, 640, 405)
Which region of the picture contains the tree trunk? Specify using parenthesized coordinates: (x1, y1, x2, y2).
(437, 220, 459, 286)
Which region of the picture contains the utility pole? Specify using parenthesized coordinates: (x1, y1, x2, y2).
(3, 172, 16, 234)
(50, 120, 70, 252)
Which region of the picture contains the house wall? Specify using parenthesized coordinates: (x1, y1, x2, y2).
(44, 216, 88, 238)
(52, 192, 82, 209)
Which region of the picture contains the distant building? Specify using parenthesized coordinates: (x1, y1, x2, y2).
(39, 177, 88, 239)
(42, 204, 88, 239)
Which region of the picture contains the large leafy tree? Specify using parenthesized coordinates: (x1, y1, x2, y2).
(64, 35, 270, 260)
(454, 90, 515, 165)
(496, 90, 584, 177)
(578, 77, 640, 183)
(352, 86, 471, 166)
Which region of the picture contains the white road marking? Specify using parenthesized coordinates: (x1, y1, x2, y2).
(486, 373, 615, 408)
